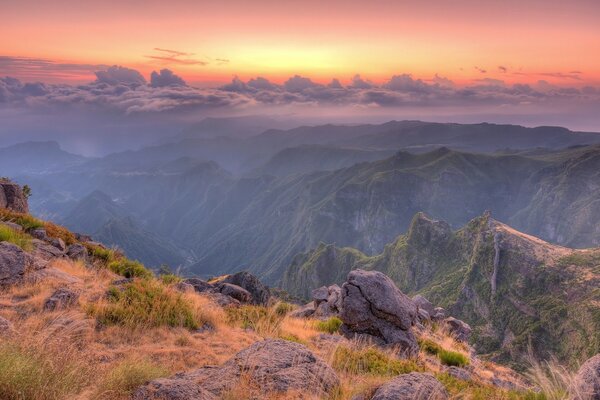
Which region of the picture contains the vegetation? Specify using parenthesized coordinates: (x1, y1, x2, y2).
(0, 209, 44, 231)
(0, 224, 32, 250)
(22, 185, 31, 199)
(225, 305, 285, 336)
(160, 273, 182, 285)
(96, 358, 169, 399)
(332, 346, 422, 376)
(439, 349, 470, 367)
(88, 279, 201, 329)
(419, 338, 443, 355)
(108, 259, 152, 279)
(436, 373, 546, 400)
(315, 317, 343, 334)
(43, 221, 77, 245)
(273, 301, 295, 316)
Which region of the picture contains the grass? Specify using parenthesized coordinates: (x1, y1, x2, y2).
(0, 340, 91, 400)
(225, 305, 285, 336)
(95, 358, 169, 399)
(526, 356, 578, 400)
(332, 345, 423, 376)
(439, 349, 470, 367)
(419, 338, 443, 355)
(436, 373, 546, 400)
(315, 317, 343, 334)
(273, 301, 295, 316)
(108, 259, 153, 279)
(160, 273, 182, 285)
(0, 209, 44, 231)
(0, 224, 32, 250)
(43, 222, 77, 245)
(88, 279, 201, 329)
(87, 245, 117, 264)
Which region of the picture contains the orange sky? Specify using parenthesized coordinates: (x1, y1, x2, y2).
(2, 0, 600, 86)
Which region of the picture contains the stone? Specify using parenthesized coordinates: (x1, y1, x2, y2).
(431, 307, 446, 321)
(0, 182, 29, 213)
(573, 354, 600, 399)
(371, 372, 448, 400)
(173, 281, 195, 293)
(445, 366, 471, 381)
(290, 302, 316, 318)
(312, 286, 330, 303)
(184, 278, 215, 293)
(0, 242, 35, 286)
(340, 269, 418, 355)
(30, 228, 48, 241)
(445, 317, 472, 342)
(207, 292, 241, 308)
(313, 284, 343, 318)
(0, 221, 23, 231)
(217, 283, 252, 303)
(417, 308, 431, 322)
(132, 379, 216, 400)
(213, 271, 271, 306)
(32, 239, 65, 261)
(67, 243, 88, 261)
(413, 294, 435, 315)
(43, 287, 79, 311)
(51, 238, 66, 252)
(134, 339, 340, 398)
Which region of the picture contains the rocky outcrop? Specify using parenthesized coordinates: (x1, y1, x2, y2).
(370, 372, 448, 400)
(66, 243, 87, 261)
(0, 242, 35, 286)
(340, 269, 418, 355)
(43, 287, 79, 311)
(217, 283, 252, 303)
(444, 317, 472, 342)
(211, 271, 271, 306)
(184, 278, 214, 293)
(183, 272, 270, 307)
(134, 339, 340, 399)
(0, 181, 29, 213)
(574, 354, 600, 399)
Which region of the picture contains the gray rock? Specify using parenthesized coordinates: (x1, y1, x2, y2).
(132, 378, 216, 400)
(134, 339, 340, 398)
(0, 221, 23, 231)
(445, 366, 471, 381)
(207, 292, 241, 308)
(371, 372, 448, 400)
(413, 294, 435, 315)
(314, 284, 343, 318)
(213, 271, 271, 306)
(30, 228, 48, 241)
(445, 317, 472, 342)
(32, 239, 65, 261)
(218, 283, 252, 303)
(431, 307, 446, 321)
(43, 287, 79, 311)
(417, 308, 431, 322)
(184, 278, 215, 293)
(0, 182, 29, 213)
(0, 242, 35, 286)
(312, 286, 330, 303)
(173, 281, 195, 294)
(340, 269, 418, 355)
(51, 238, 66, 252)
(290, 302, 315, 318)
(66, 243, 88, 261)
(573, 354, 600, 399)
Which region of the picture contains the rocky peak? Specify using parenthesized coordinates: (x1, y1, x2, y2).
(0, 180, 29, 213)
(406, 212, 452, 248)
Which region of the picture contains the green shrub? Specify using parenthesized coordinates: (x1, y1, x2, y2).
(436, 373, 545, 400)
(0, 225, 31, 250)
(96, 358, 168, 399)
(0, 341, 90, 400)
(108, 259, 152, 279)
(419, 338, 443, 355)
(88, 245, 116, 264)
(315, 317, 343, 334)
(439, 349, 470, 367)
(0, 209, 44, 231)
(278, 333, 305, 344)
(274, 301, 295, 316)
(160, 273, 182, 285)
(332, 346, 423, 376)
(89, 279, 200, 329)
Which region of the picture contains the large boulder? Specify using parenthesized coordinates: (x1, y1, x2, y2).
(313, 284, 343, 318)
(213, 271, 271, 306)
(134, 339, 340, 399)
(66, 243, 88, 261)
(217, 283, 252, 303)
(413, 294, 435, 316)
(340, 269, 418, 355)
(184, 278, 214, 293)
(444, 317, 472, 342)
(371, 373, 448, 400)
(0, 181, 29, 213)
(574, 354, 600, 399)
(0, 242, 35, 286)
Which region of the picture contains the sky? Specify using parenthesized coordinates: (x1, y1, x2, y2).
(1, 0, 600, 153)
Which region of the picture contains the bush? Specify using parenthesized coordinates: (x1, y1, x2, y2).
(419, 338, 443, 355)
(0, 224, 31, 250)
(96, 358, 168, 399)
(0, 341, 90, 400)
(44, 222, 77, 245)
(225, 305, 284, 336)
(108, 259, 153, 279)
(88, 245, 117, 264)
(88, 279, 200, 329)
(332, 346, 423, 376)
(0, 209, 44, 231)
(315, 317, 343, 334)
(439, 349, 469, 367)
(273, 301, 295, 316)
(160, 273, 182, 285)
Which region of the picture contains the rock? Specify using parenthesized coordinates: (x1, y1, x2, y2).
(51, 238, 66, 252)
(371, 372, 448, 400)
(312, 286, 330, 303)
(0, 221, 23, 231)
(445, 317, 472, 342)
(43, 287, 79, 311)
(173, 281, 195, 294)
(290, 302, 316, 318)
(0, 181, 29, 213)
(67, 243, 88, 261)
(213, 271, 271, 306)
(30, 228, 48, 241)
(431, 307, 446, 321)
(134, 339, 340, 398)
(445, 366, 471, 381)
(413, 294, 435, 315)
(0, 316, 15, 335)
(217, 283, 252, 303)
(573, 354, 600, 399)
(340, 269, 418, 355)
(313, 284, 343, 318)
(32, 239, 65, 261)
(184, 278, 215, 293)
(0, 242, 35, 286)
(133, 379, 216, 400)
(207, 292, 241, 308)
(417, 308, 431, 322)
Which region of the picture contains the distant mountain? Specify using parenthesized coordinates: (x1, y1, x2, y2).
(179, 115, 294, 139)
(0, 141, 87, 176)
(283, 212, 600, 367)
(61, 190, 127, 234)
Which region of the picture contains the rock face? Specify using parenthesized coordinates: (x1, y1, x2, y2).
(134, 339, 340, 399)
(0, 181, 29, 213)
(43, 287, 79, 311)
(66, 243, 88, 261)
(0, 242, 35, 286)
(217, 283, 252, 303)
(574, 354, 600, 399)
(340, 269, 418, 355)
(213, 271, 271, 306)
(370, 372, 448, 400)
(445, 317, 472, 342)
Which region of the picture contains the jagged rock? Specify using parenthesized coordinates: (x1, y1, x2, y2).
(212, 271, 271, 306)
(32, 239, 65, 261)
(0, 181, 29, 213)
(370, 372, 448, 400)
(445, 366, 472, 381)
(312, 286, 330, 303)
(217, 283, 252, 303)
(340, 269, 418, 355)
(431, 307, 446, 321)
(43, 287, 79, 311)
(413, 294, 435, 315)
(290, 302, 315, 318)
(313, 284, 343, 318)
(184, 278, 214, 293)
(134, 339, 340, 398)
(0, 242, 35, 286)
(173, 281, 195, 293)
(51, 238, 66, 252)
(445, 317, 472, 342)
(207, 292, 241, 308)
(30, 228, 48, 241)
(417, 308, 431, 322)
(573, 354, 600, 399)
(0, 316, 15, 335)
(67, 243, 88, 261)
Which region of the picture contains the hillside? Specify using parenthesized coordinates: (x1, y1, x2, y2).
(283, 212, 600, 367)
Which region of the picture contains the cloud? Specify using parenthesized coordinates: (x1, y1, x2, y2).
(474, 66, 487, 74)
(146, 48, 207, 66)
(328, 79, 344, 89)
(283, 75, 320, 92)
(350, 74, 373, 89)
(498, 66, 508, 73)
(95, 66, 146, 85)
(383, 74, 432, 93)
(150, 69, 187, 87)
